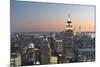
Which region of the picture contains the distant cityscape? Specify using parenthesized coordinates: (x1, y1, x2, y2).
(10, 14, 95, 67)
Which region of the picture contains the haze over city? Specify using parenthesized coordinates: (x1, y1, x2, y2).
(11, 0, 95, 32)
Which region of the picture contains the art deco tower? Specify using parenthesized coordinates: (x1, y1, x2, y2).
(65, 14, 73, 30)
(63, 14, 74, 62)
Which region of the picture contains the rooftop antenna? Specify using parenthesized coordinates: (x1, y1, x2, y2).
(68, 13, 71, 21)
(79, 25, 81, 33)
(67, 8, 71, 21)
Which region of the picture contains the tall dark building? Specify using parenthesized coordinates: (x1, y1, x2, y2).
(56, 40, 63, 63)
(40, 38, 51, 64)
(63, 14, 74, 63)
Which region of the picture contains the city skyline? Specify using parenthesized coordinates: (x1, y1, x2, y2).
(10, 1, 95, 66)
(11, 0, 95, 32)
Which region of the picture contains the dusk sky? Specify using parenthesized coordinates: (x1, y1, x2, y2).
(11, 0, 95, 32)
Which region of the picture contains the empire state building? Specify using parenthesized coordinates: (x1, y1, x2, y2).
(63, 14, 74, 63)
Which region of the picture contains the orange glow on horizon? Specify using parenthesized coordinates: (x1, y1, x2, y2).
(72, 22, 95, 32)
(23, 18, 95, 32)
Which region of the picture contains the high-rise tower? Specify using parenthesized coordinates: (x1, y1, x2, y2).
(65, 14, 73, 30)
(63, 14, 74, 63)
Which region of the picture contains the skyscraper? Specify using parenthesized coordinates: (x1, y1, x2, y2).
(40, 38, 51, 64)
(63, 14, 74, 63)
